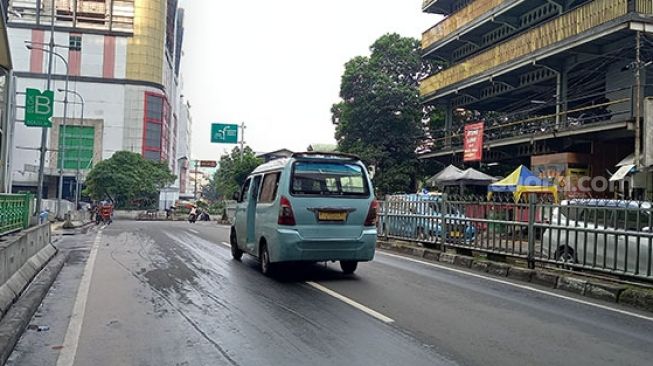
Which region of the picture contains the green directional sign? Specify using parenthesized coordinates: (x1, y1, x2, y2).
(211, 123, 239, 144)
(25, 88, 54, 128)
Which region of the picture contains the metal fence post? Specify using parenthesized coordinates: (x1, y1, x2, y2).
(527, 193, 536, 269)
(22, 193, 31, 229)
(441, 193, 448, 252)
(383, 200, 389, 241)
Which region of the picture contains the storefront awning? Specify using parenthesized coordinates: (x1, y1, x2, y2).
(609, 164, 635, 182)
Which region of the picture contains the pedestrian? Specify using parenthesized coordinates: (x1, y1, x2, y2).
(89, 202, 97, 221)
(189, 205, 197, 223)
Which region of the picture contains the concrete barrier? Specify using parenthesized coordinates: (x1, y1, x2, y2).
(113, 210, 143, 220)
(0, 224, 55, 320)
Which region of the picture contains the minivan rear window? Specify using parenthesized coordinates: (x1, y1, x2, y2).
(291, 161, 370, 197)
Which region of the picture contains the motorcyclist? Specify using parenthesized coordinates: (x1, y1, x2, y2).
(189, 205, 198, 223)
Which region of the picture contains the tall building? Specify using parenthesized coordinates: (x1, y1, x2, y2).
(5, 0, 189, 200)
(176, 95, 192, 198)
(419, 0, 653, 199)
(0, 2, 13, 193)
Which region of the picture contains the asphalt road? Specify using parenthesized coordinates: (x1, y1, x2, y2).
(6, 221, 653, 366)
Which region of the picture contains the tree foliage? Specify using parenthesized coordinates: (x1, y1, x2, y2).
(201, 174, 220, 202)
(332, 33, 435, 195)
(209, 147, 262, 200)
(83, 151, 176, 208)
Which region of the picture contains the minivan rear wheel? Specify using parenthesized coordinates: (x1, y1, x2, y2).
(230, 230, 243, 261)
(260, 244, 274, 276)
(340, 261, 358, 274)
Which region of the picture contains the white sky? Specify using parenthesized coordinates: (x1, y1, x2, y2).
(178, 0, 439, 160)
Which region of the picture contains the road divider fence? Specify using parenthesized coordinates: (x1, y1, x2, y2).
(378, 194, 653, 282)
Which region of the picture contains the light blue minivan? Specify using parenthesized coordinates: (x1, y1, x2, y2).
(230, 152, 378, 275)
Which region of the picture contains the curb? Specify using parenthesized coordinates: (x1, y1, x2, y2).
(0, 252, 66, 365)
(377, 240, 653, 313)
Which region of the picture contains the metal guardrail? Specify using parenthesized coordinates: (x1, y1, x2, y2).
(0, 194, 32, 236)
(378, 195, 653, 281)
(426, 96, 631, 150)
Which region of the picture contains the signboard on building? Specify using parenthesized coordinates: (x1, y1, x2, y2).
(211, 123, 239, 144)
(198, 160, 217, 168)
(25, 88, 54, 127)
(463, 122, 484, 162)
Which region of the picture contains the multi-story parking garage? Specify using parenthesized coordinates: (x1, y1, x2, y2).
(419, 0, 653, 200)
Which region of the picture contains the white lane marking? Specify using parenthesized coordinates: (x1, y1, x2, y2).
(56, 231, 103, 366)
(379, 251, 653, 322)
(215, 239, 392, 323)
(188, 228, 199, 235)
(306, 281, 394, 324)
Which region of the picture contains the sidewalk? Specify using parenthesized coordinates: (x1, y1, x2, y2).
(51, 220, 93, 236)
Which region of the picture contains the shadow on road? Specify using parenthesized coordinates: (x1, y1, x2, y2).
(238, 257, 361, 284)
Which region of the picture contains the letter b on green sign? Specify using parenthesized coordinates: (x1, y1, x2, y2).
(25, 88, 54, 128)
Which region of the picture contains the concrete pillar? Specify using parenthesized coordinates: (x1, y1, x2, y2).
(445, 101, 453, 149)
(643, 98, 653, 167)
(558, 64, 569, 128)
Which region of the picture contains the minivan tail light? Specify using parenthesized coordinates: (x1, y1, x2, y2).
(278, 196, 296, 226)
(364, 200, 379, 227)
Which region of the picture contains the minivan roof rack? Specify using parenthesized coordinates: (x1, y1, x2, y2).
(291, 151, 361, 161)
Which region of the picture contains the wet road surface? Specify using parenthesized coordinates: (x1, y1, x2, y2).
(7, 221, 653, 366)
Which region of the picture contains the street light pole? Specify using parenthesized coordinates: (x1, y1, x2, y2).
(26, 44, 70, 218)
(26, 46, 70, 218)
(58, 89, 85, 209)
(35, 0, 56, 215)
(58, 79, 69, 218)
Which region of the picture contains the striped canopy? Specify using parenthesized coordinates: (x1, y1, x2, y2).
(488, 165, 558, 202)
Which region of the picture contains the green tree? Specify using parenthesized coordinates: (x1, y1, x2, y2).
(83, 151, 176, 208)
(332, 33, 435, 195)
(209, 147, 262, 200)
(201, 174, 220, 202)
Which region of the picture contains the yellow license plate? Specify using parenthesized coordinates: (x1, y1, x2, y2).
(318, 211, 347, 222)
(450, 231, 462, 238)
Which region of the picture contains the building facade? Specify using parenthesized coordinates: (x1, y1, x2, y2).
(176, 96, 191, 198)
(0, 2, 12, 193)
(5, 0, 189, 201)
(419, 0, 653, 200)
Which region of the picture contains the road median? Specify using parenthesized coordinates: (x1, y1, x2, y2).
(0, 222, 64, 366)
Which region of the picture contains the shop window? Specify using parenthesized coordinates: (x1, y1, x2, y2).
(143, 93, 167, 161)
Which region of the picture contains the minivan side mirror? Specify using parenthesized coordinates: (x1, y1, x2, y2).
(233, 191, 241, 202)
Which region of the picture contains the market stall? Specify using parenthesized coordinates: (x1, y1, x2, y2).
(488, 165, 558, 202)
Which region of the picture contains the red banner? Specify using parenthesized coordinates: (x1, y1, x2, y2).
(463, 122, 484, 162)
